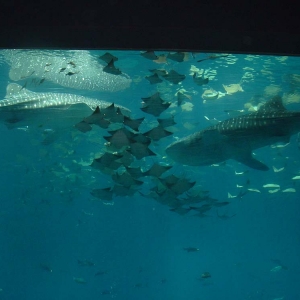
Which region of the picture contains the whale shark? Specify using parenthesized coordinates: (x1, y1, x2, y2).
(166, 96, 300, 171)
(0, 83, 130, 130)
(0, 50, 131, 92)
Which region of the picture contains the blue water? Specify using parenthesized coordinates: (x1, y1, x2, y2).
(0, 50, 299, 299)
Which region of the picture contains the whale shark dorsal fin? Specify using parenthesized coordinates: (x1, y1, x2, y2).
(5, 83, 35, 98)
(258, 95, 286, 113)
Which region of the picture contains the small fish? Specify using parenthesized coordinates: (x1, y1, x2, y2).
(292, 175, 300, 180)
(263, 184, 280, 188)
(282, 188, 296, 192)
(77, 259, 95, 267)
(40, 263, 52, 272)
(197, 54, 229, 62)
(39, 78, 45, 85)
(65, 71, 78, 76)
(94, 270, 108, 276)
(59, 67, 66, 73)
(68, 61, 76, 67)
(201, 272, 211, 278)
(73, 277, 87, 284)
(183, 247, 200, 252)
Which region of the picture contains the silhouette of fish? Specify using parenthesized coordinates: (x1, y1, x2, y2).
(166, 96, 300, 171)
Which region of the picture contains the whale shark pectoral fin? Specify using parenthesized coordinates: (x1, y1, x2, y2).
(235, 153, 269, 171)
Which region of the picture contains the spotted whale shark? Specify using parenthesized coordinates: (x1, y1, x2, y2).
(0, 50, 131, 92)
(166, 96, 300, 171)
(0, 83, 130, 129)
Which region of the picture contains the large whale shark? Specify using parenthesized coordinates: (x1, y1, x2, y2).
(166, 96, 300, 171)
(0, 50, 131, 92)
(0, 83, 130, 129)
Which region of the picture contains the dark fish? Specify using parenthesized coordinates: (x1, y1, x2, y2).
(125, 166, 144, 178)
(157, 115, 176, 128)
(129, 142, 156, 160)
(59, 67, 66, 73)
(39, 78, 45, 85)
(112, 184, 137, 196)
(65, 71, 78, 76)
(149, 69, 168, 76)
(162, 70, 186, 84)
(144, 125, 173, 141)
(177, 91, 190, 106)
(67, 61, 76, 67)
(197, 54, 229, 62)
(78, 106, 110, 130)
(141, 92, 171, 117)
(141, 51, 158, 60)
(183, 247, 200, 252)
(143, 163, 172, 177)
(78, 259, 95, 267)
(166, 96, 300, 171)
(39, 263, 52, 272)
(103, 59, 121, 75)
(193, 72, 209, 85)
(104, 128, 132, 150)
(94, 270, 108, 276)
(123, 116, 145, 131)
(91, 152, 123, 173)
(112, 171, 143, 187)
(167, 52, 187, 62)
(201, 272, 211, 278)
(90, 187, 113, 201)
(99, 52, 118, 64)
(73, 277, 87, 284)
(145, 73, 163, 84)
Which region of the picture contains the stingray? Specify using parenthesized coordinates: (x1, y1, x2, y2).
(177, 91, 191, 106)
(104, 129, 131, 150)
(145, 73, 163, 84)
(141, 51, 158, 60)
(141, 93, 171, 117)
(129, 142, 156, 160)
(169, 178, 196, 195)
(197, 54, 229, 62)
(123, 116, 145, 131)
(125, 166, 144, 178)
(112, 171, 143, 187)
(131, 133, 151, 144)
(144, 125, 173, 141)
(99, 52, 118, 64)
(112, 184, 137, 197)
(91, 152, 123, 172)
(143, 163, 172, 177)
(162, 70, 186, 84)
(90, 187, 113, 201)
(193, 72, 209, 85)
(157, 115, 176, 128)
(167, 52, 186, 62)
(77, 106, 111, 131)
(103, 59, 122, 75)
(115, 150, 134, 167)
(149, 69, 168, 76)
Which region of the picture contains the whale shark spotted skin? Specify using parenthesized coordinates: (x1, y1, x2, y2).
(166, 96, 300, 171)
(1, 50, 131, 92)
(0, 83, 130, 129)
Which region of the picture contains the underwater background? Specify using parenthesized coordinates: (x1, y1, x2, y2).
(0, 50, 299, 299)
